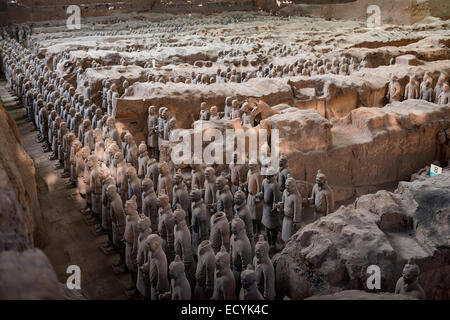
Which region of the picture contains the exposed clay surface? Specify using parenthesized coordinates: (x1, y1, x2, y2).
(274, 166, 450, 300)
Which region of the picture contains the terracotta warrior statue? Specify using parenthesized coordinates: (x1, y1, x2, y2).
(157, 194, 175, 263)
(212, 245, 236, 300)
(89, 157, 103, 223)
(246, 159, 263, 237)
(278, 154, 290, 193)
(136, 215, 152, 299)
(420, 79, 434, 102)
(191, 160, 205, 190)
(281, 176, 302, 243)
(126, 166, 142, 211)
(404, 75, 420, 100)
(106, 116, 121, 148)
(230, 215, 252, 296)
(224, 96, 233, 119)
(145, 156, 159, 192)
(190, 188, 209, 255)
(216, 174, 234, 222)
(173, 206, 196, 288)
(108, 184, 127, 273)
(307, 170, 334, 220)
(386, 74, 402, 103)
(240, 265, 264, 300)
(261, 166, 281, 247)
(157, 107, 167, 149)
(147, 105, 159, 158)
(99, 170, 115, 253)
(234, 188, 254, 249)
(194, 240, 216, 299)
(253, 235, 275, 300)
(157, 161, 173, 202)
(145, 234, 169, 300)
(229, 151, 247, 195)
(434, 73, 447, 103)
(160, 255, 192, 300)
(395, 259, 425, 300)
(438, 83, 449, 105)
(138, 141, 149, 179)
(124, 195, 140, 296)
(204, 166, 217, 216)
(114, 152, 128, 204)
(420, 71, 433, 95)
(172, 170, 191, 220)
(56, 122, 72, 174)
(125, 133, 138, 168)
(141, 177, 159, 233)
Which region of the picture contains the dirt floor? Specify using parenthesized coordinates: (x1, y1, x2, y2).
(0, 79, 129, 300)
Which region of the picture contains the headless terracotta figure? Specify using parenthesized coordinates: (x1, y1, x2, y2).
(157, 194, 175, 263)
(172, 170, 191, 223)
(159, 255, 192, 300)
(141, 177, 159, 233)
(234, 188, 255, 251)
(212, 245, 236, 300)
(108, 184, 127, 273)
(136, 216, 152, 299)
(230, 215, 252, 297)
(173, 206, 196, 290)
(194, 240, 216, 300)
(190, 188, 209, 256)
(209, 211, 230, 254)
(124, 195, 140, 296)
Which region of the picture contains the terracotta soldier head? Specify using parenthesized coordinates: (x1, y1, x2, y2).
(216, 175, 227, 191)
(148, 105, 156, 115)
(316, 170, 327, 189)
